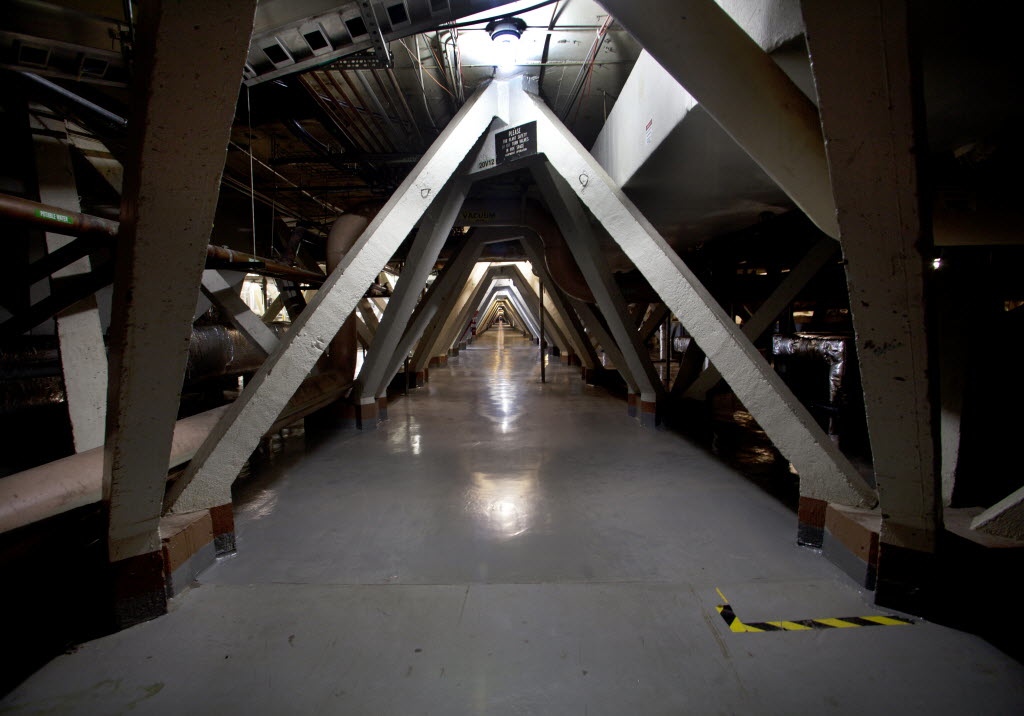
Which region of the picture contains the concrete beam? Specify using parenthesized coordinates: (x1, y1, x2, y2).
(30, 108, 108, 453)
(597, 0, 838, 238)
(505, 265, 572, 353)
(569, 298, 638, 393)
(262, 294, 285, 323)
(804, 0, 937, 551)
(526, 88, 875, 506)
(415, 263, 491, 368)
(103, 0, 258, 568)
(358, 298, 381, 338)
(532, 164, 664, 405)
(684, 237, 839, 399)
(379, 239, 486, 391)
(354, 181, 469, 402)
(201, 270, 280, 355)
(167, 79, 500, 513)
(521, 237, 598, 368)
(411, 261, 487, 371)
(972, 487, 1024, 540)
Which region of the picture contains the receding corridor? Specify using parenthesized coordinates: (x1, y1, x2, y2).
(4, 327, 1023, 714)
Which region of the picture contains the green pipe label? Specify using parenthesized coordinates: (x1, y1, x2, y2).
(36, 209, 75, 225)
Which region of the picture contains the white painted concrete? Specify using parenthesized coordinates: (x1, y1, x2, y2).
(167, 80, 502, 514)
(526, 88, 875, 507)
(201, 270, 280, 356)
(30, 109, 108, 453)
(533, 165, 664, 404)
(355, 181, 469, 400)
(598, 0, 835, 236)
(804, 0, 937, 550)
(103, 0, 259, 562)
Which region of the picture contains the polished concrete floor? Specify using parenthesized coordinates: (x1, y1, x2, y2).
(5, 327, 1024, 714)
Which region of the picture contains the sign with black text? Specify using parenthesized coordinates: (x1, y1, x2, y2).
(495, 121, 537, 165)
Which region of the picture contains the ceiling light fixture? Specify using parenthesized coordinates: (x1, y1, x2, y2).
(486, 17, 526, 72)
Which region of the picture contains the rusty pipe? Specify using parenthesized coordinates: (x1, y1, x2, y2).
(0, 192, 118, 239)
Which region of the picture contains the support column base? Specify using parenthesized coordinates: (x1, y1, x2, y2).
(378, 396, 388, 421)
(355, 400, 379, 430)
(448, 348, 459, 357)
(797, 496, 828, 548)
(159, 510, 215, 596)
(639, 399, 659, 429)
(874, 543, 937, 616)
(823, 504, 880, 590)
(209, 503, 236, 555)
(627, 393, 638, 418)
(109, 551, 167, 631)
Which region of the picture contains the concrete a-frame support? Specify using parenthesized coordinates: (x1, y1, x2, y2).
(502, 265, 572, 354)
(168, 79, 501, 514)
(803, 0, 938, 604)
(352, 181, 469, 423)
(358, 299, 381, 339)
(480, 282, 541, 340)
(417, 264, 491, 367)
(411, 260, 486, 373)
(532, 165, 664, 425)
(30, 108, 108, 452)
(569, 298, 639, 393)
(524, 86, 875, 508)
(380, 238, 485, 390)
(201, 270, 280, 355)
(520, 237, 599, 369)
(684, 237, 839, 400)
(103, 0, 257, 626)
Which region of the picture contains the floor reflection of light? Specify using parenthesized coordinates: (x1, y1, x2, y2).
(468, 471, 538, 540)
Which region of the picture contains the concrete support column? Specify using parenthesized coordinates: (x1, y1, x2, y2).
(103, 0, 257, 628)
(533, 164, 664, 425)
(201, 270, 280, 355)
(354, 181, 469, 413)
(804, 0, 938, 609)
(378, 238, 485, 393)
(325, 215, 370, 387)
(167, 79, 499, 515)
(684, 237, 839, 400)
(418, 265, 491, 369)
(30, 108, 108, 453)
(526, 87, 874, 509)
(569, 298, 638, 394)
(521, 237, 599, 369)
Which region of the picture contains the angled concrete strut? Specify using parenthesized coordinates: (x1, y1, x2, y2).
(168, 80, 502, 513)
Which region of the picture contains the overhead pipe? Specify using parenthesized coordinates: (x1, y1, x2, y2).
(14, 70, 128, 136)
(0, 192, 326, 285)
(0, 192, 118, 239)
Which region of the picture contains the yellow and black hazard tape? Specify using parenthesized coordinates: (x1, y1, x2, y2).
(714, 588, 914, 633)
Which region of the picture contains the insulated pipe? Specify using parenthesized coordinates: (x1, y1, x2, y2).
(325, 213, 371, 383)
(596, 0, 840, 238)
